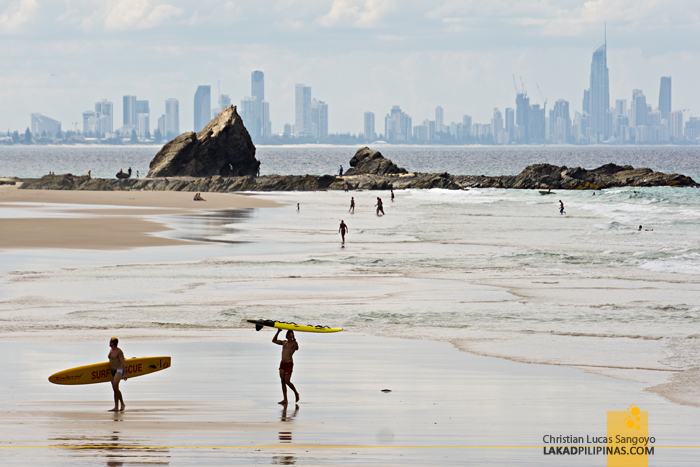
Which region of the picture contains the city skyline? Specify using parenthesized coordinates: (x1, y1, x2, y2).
(1, 1, 698, 137)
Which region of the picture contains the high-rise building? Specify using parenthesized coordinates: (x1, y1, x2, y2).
(491, 108, 503, 142)
(194, 85, 211, 132)
(311, 99, 328, 139)
(251, 71, 265, 138)
(220, 94, 231, 109)
(582, 88, 590, 115)
(436, 106, 444, 133)
(463, 115, 472, 137)
(589, 35, 610, 142)
(669, 110, 683, 140)
(31, 113, 61, 136)
(384, 105, 412, 143)
(261, 101, 271, 138)
(295, 84, 312, 137)
(659, 76, 672, 121)
(157, 115, 165, 140)
(165, 98, 179, 139)
(122, 95, 137, 128)
(515, 93, 530, 143)
(364, 112, 375, 141)
(550, 99, 571, 144)
(529, 104, 545, 143)
(135, 100, 149, 136)
(505, 108, 514, 142)
(95, 100, 113, 134)
(240, 97, 256, 132)
(631, 89, 647, 128)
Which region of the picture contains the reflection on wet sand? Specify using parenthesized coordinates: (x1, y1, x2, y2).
(274, 404, 298, 463)
(168, 209, 254, 243)
(51, 431, 170, 465)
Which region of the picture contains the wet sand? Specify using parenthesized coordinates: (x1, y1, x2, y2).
(0, 185, 279, 249)
(1, 333, 699, 466)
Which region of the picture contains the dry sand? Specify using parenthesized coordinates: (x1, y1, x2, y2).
(0, 185, 279, 250)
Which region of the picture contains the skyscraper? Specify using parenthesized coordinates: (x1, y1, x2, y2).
(631, 89, 647, 128)
(165, 98, 179, 139)
(122, 95, 137, 127)
(491, 108, 503, 142)
(310, 99, 328, 139)
(505, 108, 514, 142)
(136, 100, 149, 136)
(251, 71, 265, 138)
(295, 84, 312, 137)
(435, 106, 444, 133)
(240, 97, 256, 132)
(589, 33, 610, 142)
(550, 99, 571, 144)
(261, 101, 271, 138)
(659, 76, 672, 121)
(364, 112, 375, 141)
(385, 105, 412, 143)
(194, 85, 211, 132)
(669, 110, 683, 140)
(463, 115, 472, 137)
(515, 93, 529, 143)
(95, 100, 113, 134)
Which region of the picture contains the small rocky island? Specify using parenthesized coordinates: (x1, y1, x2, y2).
(17, 106, 698, 192)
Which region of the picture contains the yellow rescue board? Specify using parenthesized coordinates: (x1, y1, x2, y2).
(48, 356, 171, 385)
(247, 319, 343, 333)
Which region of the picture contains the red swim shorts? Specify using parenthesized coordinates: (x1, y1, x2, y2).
(279, 361, 294, 375)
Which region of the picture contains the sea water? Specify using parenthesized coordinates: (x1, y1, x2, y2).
(0, 146, 699, 407)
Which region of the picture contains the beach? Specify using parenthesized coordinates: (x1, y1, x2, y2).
(1, 185, 700, 465)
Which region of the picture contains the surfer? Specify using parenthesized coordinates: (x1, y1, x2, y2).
(273, 329, 300, 405)
(108, 337, 127, 412)
(349, 197, 355, 213)
(339, 220, 348, 243)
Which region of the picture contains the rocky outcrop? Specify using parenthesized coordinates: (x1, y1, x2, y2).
(147, 105, 259, 178)
(18, 164, 697, 192)
(343, 147, 408, 176)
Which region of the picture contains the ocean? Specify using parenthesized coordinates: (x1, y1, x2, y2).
(1, 145, 699, 408)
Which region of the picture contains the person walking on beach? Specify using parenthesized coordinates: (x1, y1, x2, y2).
(339, 220, 348, 244)
(559, 200, 566, 215)
(391, 188, 395, 202)
(349, 197, 355, 213)
(273, 329, 299, 405)
(376, 197, 384, 216)
(108, 337, 127, 412)
(296, 203, 300, 212)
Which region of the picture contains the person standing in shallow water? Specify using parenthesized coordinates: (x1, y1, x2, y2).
(273, 329, 300, 405)
(376, 197, 384, 216)
(349, 197, 355, 214)
(108, 337, 127, 412)
(559, 200, 566, 215)
(339, 220, 348, 244)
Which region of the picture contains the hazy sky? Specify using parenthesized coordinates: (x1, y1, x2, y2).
(1, 0, 698, 134)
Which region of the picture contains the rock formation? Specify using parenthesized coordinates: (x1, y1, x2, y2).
(147, 105, 259, 178)
(343, 147, 408, 176)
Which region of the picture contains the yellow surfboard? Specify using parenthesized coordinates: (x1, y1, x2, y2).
(247, 319, 343, 333)
(48, 356, 171, 385)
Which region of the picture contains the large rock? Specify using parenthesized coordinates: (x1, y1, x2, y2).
(147, 105, 259, 178)
(344, 147, 408, 176)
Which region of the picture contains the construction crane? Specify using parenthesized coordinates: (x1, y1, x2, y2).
(536, 84, 547, 112)
(520, 76, 527, 96)
(512, 74, 519, 94)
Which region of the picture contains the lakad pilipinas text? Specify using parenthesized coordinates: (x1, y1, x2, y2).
(542, 405, 653, 466)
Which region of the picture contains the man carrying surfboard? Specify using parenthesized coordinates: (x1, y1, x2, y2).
(273, 329, 300, 405)
(108, 337, 127, 412)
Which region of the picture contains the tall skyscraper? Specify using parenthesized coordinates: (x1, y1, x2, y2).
(295, 84, 312, 137)
(528, 104, 545, 143)
(240, 97, 256, 132)
(364, 112, 375, 141)
(122, 95, 137, 127)
(589, 32, 610, 142)
(194, 85, 211, 132)
(310, 99, 328, 139)
(95, 100, 113, 134)
(261, 101, 271, 138)
(385, 105, 412, 143)
(550, 99, 571, 144)
(157, 115, 165, 140)
(659, 76, 672, 121)
(631, 89, 647, 128)
(463, 115, 472, 137)
(251, 71, 265, 138)
(136, 100, 149, 136)
(515, 93, 530, 143)
(669, 110, 683, 140)
(491, 108, 503, 142)
(505, 108, 514, 141)
(435, 106, 444, 133)
(165, 98, 179, 139)
(582, 89, 590, 115)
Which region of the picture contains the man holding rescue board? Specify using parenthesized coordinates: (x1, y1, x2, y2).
(108, 337, 127, 412)
(273, 329, 300, 405)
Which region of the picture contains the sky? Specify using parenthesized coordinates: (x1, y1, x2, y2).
(1, 0, 699, 135)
